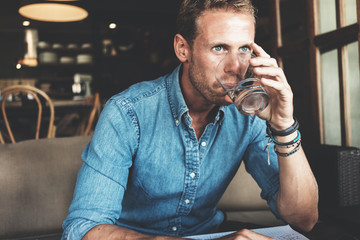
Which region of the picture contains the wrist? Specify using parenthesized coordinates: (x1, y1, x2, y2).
(266, 117, 298, 137)
(265, 118, 302, 158)
(274, 131, 298, 144)
(267, 118, 295, 132)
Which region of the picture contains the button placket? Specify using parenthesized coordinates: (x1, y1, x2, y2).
(168, 217, 182, 236)
(177, 129, 200, 216)
(198, 124, 214, 162)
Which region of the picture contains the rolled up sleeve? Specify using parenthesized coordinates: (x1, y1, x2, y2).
(243, 117, 281, 219)
(62, 99, 139, 239)
(62, 218, 99, 240)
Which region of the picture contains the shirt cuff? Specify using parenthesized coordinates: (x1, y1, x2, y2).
(62, 218, 100, 240)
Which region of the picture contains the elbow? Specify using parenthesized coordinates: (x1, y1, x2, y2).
(288, 208, 319, 232)
(278, 202, 319, 232)
(299, 213, 318, 232)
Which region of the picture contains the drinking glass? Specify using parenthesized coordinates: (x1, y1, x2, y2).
(215, 52, 269, 116)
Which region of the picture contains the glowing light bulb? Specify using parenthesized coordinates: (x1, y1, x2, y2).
(109, 23, 117, 29)
(23, 20, 30, 26)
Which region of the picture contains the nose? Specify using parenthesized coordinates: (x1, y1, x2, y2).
(223, 53, 241, 74)
(223, 53, 250, 76)
(216, 52, 252, 90)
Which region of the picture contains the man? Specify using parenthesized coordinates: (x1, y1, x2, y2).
(62, 0, 318, 239)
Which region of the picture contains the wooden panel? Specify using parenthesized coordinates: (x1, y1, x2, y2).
(307, 0, 322, 144)
(277, 39, 309, 57)
(357, 0, 360, 93)
(268, 0, 283, 67)
(314, 23, 359, 52)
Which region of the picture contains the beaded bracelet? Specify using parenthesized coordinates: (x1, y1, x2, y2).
(266, 117, 299, 137)
(274, 140, 302, 157)
(264, 130, 301, 165)
(271, 130, 301, 148)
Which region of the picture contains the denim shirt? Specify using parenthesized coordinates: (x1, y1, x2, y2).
(62, 65, 280, 239)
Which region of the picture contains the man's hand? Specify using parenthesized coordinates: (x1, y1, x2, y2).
(250, 42, 294, 131)
(248, 42, 318, 232)
(216, 229, 274, 240)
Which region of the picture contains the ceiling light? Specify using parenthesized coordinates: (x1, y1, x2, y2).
(18, 1, 88, 22)
(22, 20, 31, 26)
(109, 23, 117, 29)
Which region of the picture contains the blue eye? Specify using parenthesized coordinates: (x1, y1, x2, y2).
(240, 46, 250, 53)
(213, 46, 223, 52)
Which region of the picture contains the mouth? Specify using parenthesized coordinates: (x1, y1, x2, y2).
(213, 82, 234, 104)
(221, 83, 236, 90)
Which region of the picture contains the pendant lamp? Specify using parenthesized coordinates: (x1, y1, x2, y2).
(18, 0, 88, 22)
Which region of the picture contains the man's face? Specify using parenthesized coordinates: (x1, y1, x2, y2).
(187, 9, 255, 106)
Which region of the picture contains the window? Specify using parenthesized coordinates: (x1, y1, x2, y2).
(261, 0, 359, 148)
(310, 0, 360, 147)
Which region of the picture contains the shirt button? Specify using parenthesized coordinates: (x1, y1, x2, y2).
(172, 226, 177, 231)
(190, 172, 196, 178)
(185, 199, 190, 204)
(201, 141, 207, 147)
(175, 120, 179, 125)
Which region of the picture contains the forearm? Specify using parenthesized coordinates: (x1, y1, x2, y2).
(275, 133, 318, 231)
(83, 224, 184, 240)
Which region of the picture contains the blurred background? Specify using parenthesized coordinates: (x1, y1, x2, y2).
(0, 0, 359, 149)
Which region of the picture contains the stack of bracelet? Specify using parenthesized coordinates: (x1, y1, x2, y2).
(265, 117, 301, 163)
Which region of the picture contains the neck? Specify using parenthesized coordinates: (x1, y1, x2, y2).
(179, 66, 219, 139)
(180, 66, 217, 119)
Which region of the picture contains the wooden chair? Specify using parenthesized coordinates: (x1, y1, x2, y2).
(83, 92, 100, 136)
(54, 93, 101, 137)
(0, 85, 55, 143)
(74, 92, 100, 136)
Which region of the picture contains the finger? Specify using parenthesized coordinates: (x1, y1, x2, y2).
(234, 229, 275, 240)
(250, 42, 270, 58)
(253, 67, 287, 83)
(260, 78, 291, 94)
(250, 56, 278, 68)
(261, 79, 294, 104)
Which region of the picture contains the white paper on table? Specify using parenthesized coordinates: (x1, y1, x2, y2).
(185, 224, 309, 240)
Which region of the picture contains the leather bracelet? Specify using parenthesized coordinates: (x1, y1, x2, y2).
(274, 141, 301, 157)
(266, 117, 299, 137)
(271, 130, 301, 147)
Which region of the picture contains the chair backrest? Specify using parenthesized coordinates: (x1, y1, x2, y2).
(0, 135, 91, 239)
(0, 85, 55, 143)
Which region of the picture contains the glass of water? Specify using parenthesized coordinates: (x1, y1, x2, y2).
(215, 52, 269, 116)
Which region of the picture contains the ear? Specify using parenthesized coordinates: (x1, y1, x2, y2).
(174, 34, 190, 63)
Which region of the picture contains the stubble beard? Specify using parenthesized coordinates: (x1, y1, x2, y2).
(188, 60, 230, 106)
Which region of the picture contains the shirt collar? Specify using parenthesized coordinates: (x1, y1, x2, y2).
(166, 64, 188, 126)
(166, 64, 226, 126)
